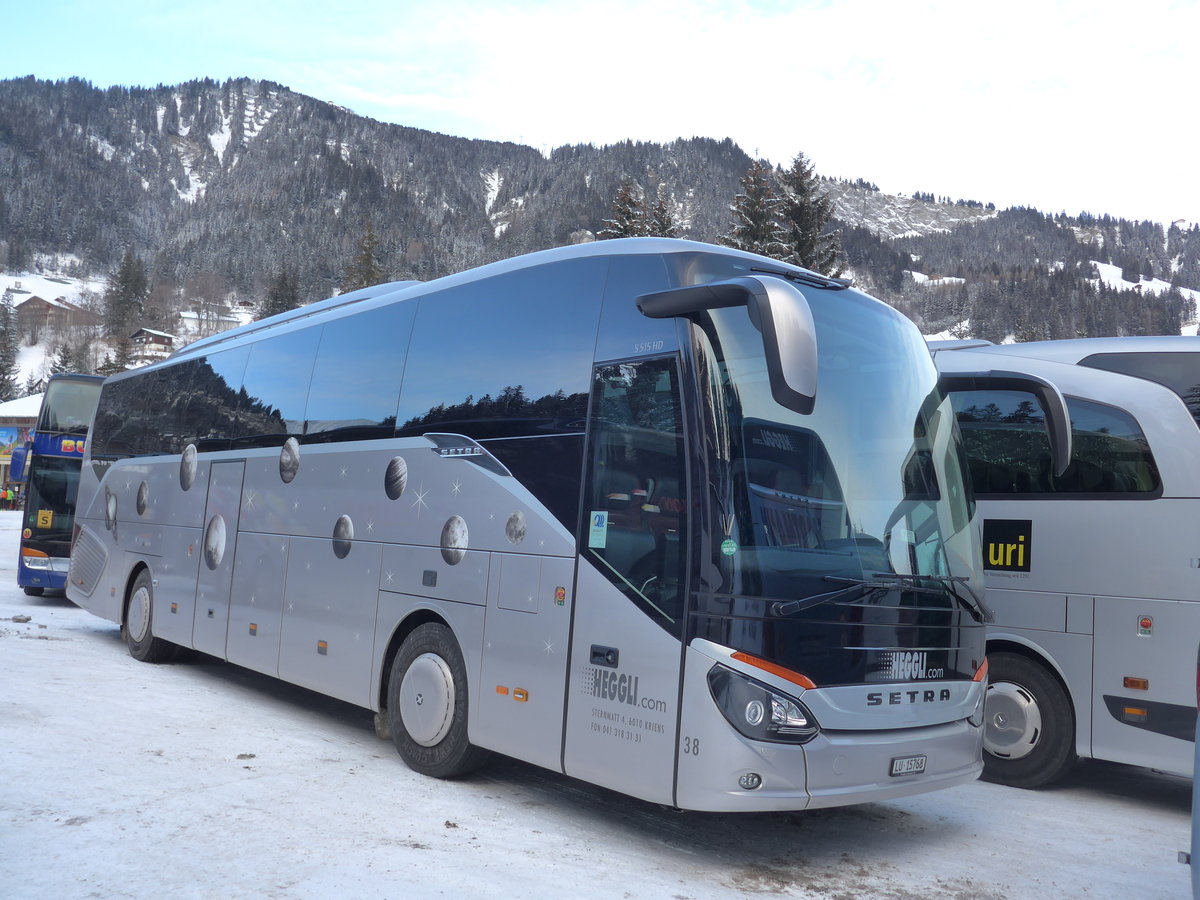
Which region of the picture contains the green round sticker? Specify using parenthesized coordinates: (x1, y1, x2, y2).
(720, 538, 738, 556)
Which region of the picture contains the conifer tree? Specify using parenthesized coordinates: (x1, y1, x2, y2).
(0, 293, 21, 400)
(258, 269, 301, 320)
(341, 221, 384, 292)
(777, 152, 843, 276)
(598, 178, 648, 239)
(720, 162, 785, 257)
(104, 249, 150, 337)
(49, 344, 75, 375)
(646, 198, 679, 238)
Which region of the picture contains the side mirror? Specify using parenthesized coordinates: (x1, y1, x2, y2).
(939, 370, 1073, 476)
(637, 276, 818, 415)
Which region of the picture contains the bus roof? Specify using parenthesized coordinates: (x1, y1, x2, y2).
(930, 334, 1199, 366)
(169, 238, 845, 365)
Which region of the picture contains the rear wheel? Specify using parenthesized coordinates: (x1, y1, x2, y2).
(387, 622, 490, 778)
(123, 569, 177, 663)
(982, 652, 1076, 788)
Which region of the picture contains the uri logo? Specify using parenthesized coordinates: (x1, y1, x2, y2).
(983, 519, 1032, 572)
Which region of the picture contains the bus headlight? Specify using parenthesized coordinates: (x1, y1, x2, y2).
(21, 548, 52, 569)
(707, 665, 820, 743)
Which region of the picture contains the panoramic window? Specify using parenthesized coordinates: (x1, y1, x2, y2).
(235, 329, 320, 447)
(304, 303, 414, 442)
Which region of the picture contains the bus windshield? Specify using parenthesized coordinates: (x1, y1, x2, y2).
(694, 279, 980, 612)
(37, 378, 102, 435)
(24, 455, 83, 545)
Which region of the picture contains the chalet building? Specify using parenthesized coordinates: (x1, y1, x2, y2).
(129, 328, 175, 364)
(15, 294, 100, 341)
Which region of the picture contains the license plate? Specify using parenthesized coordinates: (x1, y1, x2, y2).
(890, 754, 927, 777)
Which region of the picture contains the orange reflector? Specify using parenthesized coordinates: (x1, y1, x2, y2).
(974, 658, 990, 682)
(496, 685, 509, 696)
(317, 640, 328, 655)
(1122, 706, 1148, 721)
(249, 623, 258, 636)
(513, 689, 529, 702)
(1123, 676, 1149, 691)
(731, 651, 816, 690)
(20, 547, 49, 558)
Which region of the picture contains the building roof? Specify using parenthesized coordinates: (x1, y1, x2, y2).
(0, 392, 44, 419)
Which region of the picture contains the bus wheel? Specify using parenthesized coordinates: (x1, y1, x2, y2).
(123, 570, 177, 664)
(387, 622, 490, 779)
(981, 652, 1076, 788)
(23, 586, 44, 596)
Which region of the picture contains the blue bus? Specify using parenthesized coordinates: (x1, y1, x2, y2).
(13, 373, 103, 595)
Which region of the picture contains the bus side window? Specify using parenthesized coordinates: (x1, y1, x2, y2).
(303, 304, 414, 443)
(180, 347, 250, 452)
(950, 389, 1160, 497)
(583, 358, 687, 636)
(235, 329, 321, 448)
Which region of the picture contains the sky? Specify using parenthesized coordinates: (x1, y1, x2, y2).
(5, 0, 1198, 226)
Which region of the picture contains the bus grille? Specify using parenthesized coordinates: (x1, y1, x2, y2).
(68, 527, 108, 598)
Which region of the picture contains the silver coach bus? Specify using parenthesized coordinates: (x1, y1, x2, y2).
(69, 238, 994, 811)
(933, 336, 1199, 788)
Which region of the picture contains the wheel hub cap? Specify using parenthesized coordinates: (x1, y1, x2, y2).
(983, 681, 1042, 760)
(400, 653, 454, 747)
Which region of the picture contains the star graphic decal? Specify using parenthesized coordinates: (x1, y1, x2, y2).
(411, 482, 429, 516)
(451, 478, 462, 496)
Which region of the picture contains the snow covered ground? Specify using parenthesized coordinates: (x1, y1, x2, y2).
(0, 509, 1191, 900)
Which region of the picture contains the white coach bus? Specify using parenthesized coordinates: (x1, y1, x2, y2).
(933, 336, 1199, 788)
(70, 238, 1005, 812)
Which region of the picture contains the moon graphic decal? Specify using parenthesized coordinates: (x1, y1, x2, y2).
(104, 488, 117, 532)
(505, 511, 527, 545)
(136, 481, 149, 517)
(180, 444, 197, 491)
(440, 515, 468, 565)
(332, 514, 354, 559)
(384, 456, 408, 500)
(204, 514, 226, 570)
(279, 437, 301, 484)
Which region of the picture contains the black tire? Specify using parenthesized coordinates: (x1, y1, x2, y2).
(387, 622, 490, 778)
(23, 586, 44, 597)
(122, 569, 178, 663)
(981, 652, 1076, 788)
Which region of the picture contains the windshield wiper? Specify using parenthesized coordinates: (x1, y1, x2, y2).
(770, 577, 891, 617)
(770, 574, 993, 623)
(863, 572, 994, 624)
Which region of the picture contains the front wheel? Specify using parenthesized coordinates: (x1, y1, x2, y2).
(123, 569, 178, 663)
(982, 652, 1076, 788)
(387, 622, 490, 778)
(23, 586, 44, 597)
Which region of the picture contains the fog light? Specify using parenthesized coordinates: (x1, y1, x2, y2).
(738, 772, 762, 790)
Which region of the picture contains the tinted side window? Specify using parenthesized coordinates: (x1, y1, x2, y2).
(180, 347, 250, 451)
(92, 375, 145, 459)
(951, 390, 1160, 496)
(137, 365, 190, 455)
(395, 258, 605, 440)
(1079, 351, 1200, 428)
(304, 303, 414, 443)
(594, 254, 676, 363)
(236, 329, 321, 448)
